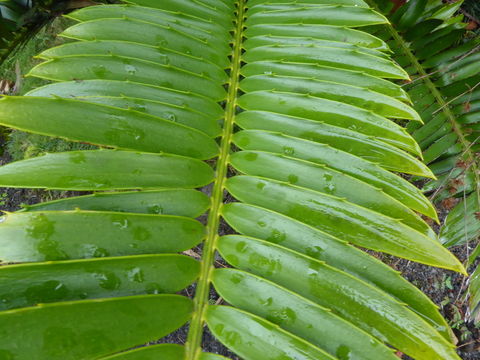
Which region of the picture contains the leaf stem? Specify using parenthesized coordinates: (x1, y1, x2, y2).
(184, 1, 245, 359)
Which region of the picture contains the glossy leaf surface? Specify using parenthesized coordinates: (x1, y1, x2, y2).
(0, 0, 465, 359)
(0, 295, 192, 360)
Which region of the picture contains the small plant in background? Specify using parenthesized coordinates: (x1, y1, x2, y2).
(0, 0, 118, 64)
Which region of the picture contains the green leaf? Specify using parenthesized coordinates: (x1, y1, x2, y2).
(0, 210, 205, 262)
(22, 189, 210, 217)
(0, 0, 466, 358)
(0, 150, 214, 190)
(244, 23, 388, 50)
(235, 105, 422, 158)
(241, 61, 409, 100)
(99, 344, 229, 360)
(61, 19, 230, 68)
(240, 74, 420, 120)
(0, 97, 219, 159)
(225, 175, 464, 273)
(124, 0, 234, 29)
(440, 193, 480, 247)
(229, 150, 434, 238)
(0, 295, 192, 360)
(206, 305, 336, 360)
(244, 45, 409, 79)
(221, 202, 451, 339)
(232, 130, 437, 219)
(67, 5, 232, 51)
(39, 40, 228, 83)
(366, 0, 480, 325)
(0, 254, 199, 310)
(217, 235, 460, 360)
(29, 56, 227, 101)
(213, 268, 398, 359)
(245, 5, 387, 27)
(26, 80, 224, 119)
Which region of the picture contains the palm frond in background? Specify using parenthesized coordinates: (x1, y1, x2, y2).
(368, 0, 480, 323)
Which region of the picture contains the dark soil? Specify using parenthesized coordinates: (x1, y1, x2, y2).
(386, 248, 480, 359)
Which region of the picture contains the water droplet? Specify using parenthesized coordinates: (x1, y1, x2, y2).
(336, 345, 352, 360)
(131, 103, 146, 112)
(224, 330, 242, 346)
(306, 246, 324, 259)
(262, 297, 273, 306)
(256, 182, 266, 190)
(146, 283, 163, 294)
(92, 65, 108, 78)
(24, 280, 69, 304)
(127, 267, 145, 283)
(283, 146, 295, 155)
(156, 36, 168, 47)
(268, 229, 286, 243)
(93, 271, 121, 290)
(125, 65, 137, 75)
(163, 112, 177, 122)
(148, 205, 164, 214)
(158, 54, 170, 65)
(83, 244, 109, 258)
(288, 174, 298, 184)
(113, 219, 129, 229)
(230, 273, 243, 284)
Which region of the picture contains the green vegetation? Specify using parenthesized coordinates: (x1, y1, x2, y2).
(0, 1, 478, 359)
(1, 17, 95, 161)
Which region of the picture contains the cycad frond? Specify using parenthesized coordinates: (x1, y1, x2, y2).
(0, 1, 467, 359)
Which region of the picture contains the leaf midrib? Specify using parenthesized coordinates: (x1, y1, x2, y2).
(184, 2, 245, 359)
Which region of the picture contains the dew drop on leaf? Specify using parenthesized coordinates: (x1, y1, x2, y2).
(127, 267, 145, 283)
(283, 146, 295, 155)
(124, 65, 137, 75)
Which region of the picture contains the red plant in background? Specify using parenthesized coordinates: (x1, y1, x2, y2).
(391, 0, 407, 12)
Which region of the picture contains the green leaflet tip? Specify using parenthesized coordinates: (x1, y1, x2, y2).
(420, 166, 437, 181)
(459, 267, 469, 277)
(431, 254, 468, 276)
(446, 258, 469, 277)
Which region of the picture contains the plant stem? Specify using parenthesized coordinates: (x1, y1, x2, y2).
(184, 1, 245, 359)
